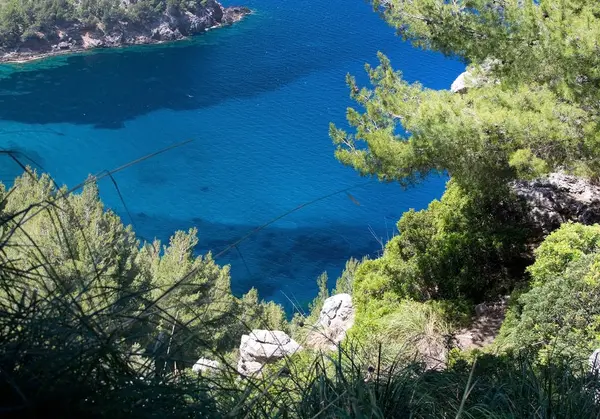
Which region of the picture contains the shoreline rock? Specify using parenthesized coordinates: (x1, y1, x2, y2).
(0, 3, 250, 64)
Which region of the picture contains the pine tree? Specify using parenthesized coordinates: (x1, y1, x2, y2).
(331, 0, 600, 190)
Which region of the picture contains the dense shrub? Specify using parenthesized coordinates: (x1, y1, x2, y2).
(352, 181, 530, 309)
(0, 170, 284, 372)
(497, 223, 600, 362)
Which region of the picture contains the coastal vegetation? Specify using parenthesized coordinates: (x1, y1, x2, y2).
(2, 0, 600, 417)
(0, 0, 241, 55)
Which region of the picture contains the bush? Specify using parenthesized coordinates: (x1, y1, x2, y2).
(497, 223, 600, 362)
(352, 181, 530, 310)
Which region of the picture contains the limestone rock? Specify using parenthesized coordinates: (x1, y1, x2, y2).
(590, 349, 600, 375)
(307, 294, 355, 351)
(152, 23, 183, 41)
(192, 357, 220, 374)
(236, 358, 263, 376)
(319, 294, 354, 331)
(450, 71, 475, 94)
(82, 33, 105, 49)
(222, 6, 252, 24)
(512, 173, 600, 234)
(237, 330, 301, 376)
(450, 59, 499, 94)
(104, 33, 125, 46)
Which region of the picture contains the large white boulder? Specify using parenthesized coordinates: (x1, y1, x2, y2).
(307, 294, 355, 351)
(237, 330, 301, 376)
(450, 59, 500, 93)
(450, 71, 475, 94)
(192, 358, 220, 374)
(590, 349, 600, 375)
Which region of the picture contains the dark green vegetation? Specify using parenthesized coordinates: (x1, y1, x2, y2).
(0, 0, 210, 48)
(331, 1, 600, 188)
(0, 171, 286, 372)
(3, 0, 600, 417)
(332, 0, 600, 364)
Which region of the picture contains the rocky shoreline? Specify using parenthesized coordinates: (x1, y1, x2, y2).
(0, 3, 250, 64)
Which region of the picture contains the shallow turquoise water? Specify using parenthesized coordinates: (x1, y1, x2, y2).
(0, 0, 463, 310)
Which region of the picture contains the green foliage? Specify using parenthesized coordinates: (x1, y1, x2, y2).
(257, 348, 600, 418)
(352, 181, 529, 310)
(0, 0, 213, 48)
(349, 299, 452, 366)
(332, 0, 600, 190)
(497, 223, 600, 362)
(308, 271, 329, 315)
(509, 148, 550, 180)
(239, 287, 288, 333)
(528, 222, 600, 285)
(0, 170, 283, 372)
(376, 0, 600, 103)
(333, 257, 361, 295)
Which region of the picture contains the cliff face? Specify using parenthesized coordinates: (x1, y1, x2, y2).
(1, 2, 250, 63)
(513, 173, 600, 235)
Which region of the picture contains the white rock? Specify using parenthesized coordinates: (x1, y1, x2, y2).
(450, 71, 472, 93)
(308, 294, 355, 351)
(590, 349, 600, 375)
(237, 330, 301, 376)
(192, 357, 220, 374)
(236, 358, 263, 376)
(450, 59, 500, 93)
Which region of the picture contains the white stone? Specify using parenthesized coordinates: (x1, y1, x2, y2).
(307, 294, 355, 351)
(192, 357, 220, 374)
(237, 330, 301, 376)
(590, 349, 600, 375)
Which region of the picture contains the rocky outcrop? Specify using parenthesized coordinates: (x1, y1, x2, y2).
(450, 59, 499, 94)
(306, 294, 355, 351)
(512, 173, 600, 234)
(237, 330, 301, 376)
(192, 357, 221, 374)
(0, 2, 250, 63)
(451, 71, 477, 94)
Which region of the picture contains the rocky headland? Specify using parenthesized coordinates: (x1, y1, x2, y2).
(0, 1, 250, 63)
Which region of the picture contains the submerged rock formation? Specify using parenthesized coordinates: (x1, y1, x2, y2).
(513, 173, 600, 234)
(237, 330, 301, 376)
(306, 293, 355, 351)
(0, 2, 250, 63)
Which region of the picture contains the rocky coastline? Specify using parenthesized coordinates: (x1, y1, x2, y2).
(0, 2, 250, 64)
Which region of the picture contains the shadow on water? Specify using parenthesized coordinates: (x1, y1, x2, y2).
(131, 211, 386, 311)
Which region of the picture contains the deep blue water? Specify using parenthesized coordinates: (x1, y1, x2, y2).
(0, 0, 463, 310)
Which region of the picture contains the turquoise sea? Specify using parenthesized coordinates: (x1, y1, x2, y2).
(0, 0, 463, 310)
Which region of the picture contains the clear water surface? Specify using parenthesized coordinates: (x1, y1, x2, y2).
(0, 0, 464, 310)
